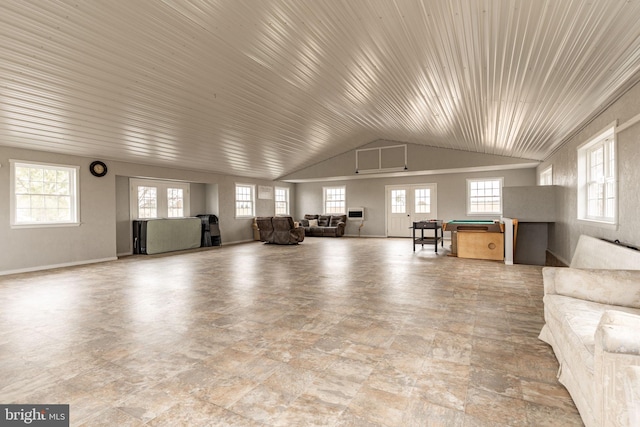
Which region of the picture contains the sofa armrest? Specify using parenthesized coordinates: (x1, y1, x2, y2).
(597, 310, 640, 355)
(541, 267, 560, 295)
(542, 267, 640, 308)
(595, 310, 640, 426)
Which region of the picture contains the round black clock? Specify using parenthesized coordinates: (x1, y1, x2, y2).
(89, 161, 108, 177)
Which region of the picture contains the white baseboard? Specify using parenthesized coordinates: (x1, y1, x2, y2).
(343, 234, 387, 238)
(0, 257, 118, 276)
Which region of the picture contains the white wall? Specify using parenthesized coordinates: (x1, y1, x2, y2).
(295, 168, 537, 237)
(537, 80, 640, 264)
(0, 147, 117, 274)
(0, 146, 294, 274)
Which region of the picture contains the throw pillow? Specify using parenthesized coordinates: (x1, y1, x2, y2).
(318, 215, 330, 226)
(308, 219, 318, 227)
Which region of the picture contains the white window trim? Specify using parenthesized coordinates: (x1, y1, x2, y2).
(323, 185, 346, 215)
(466, 177, 503, 216)
(577, 123, 617, 229)
(129, 178, 191, 220)
(274, 186, 290, 216)
(539, 165, 553, 186)
(10, 159, 80, 228)
(235, 183, 256, 218)
(413, 183, 438, 218)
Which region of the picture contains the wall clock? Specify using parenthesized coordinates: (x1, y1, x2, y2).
(89, 160, 108, 177)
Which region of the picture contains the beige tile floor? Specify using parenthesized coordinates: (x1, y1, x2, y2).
(0, 237, 584, 426)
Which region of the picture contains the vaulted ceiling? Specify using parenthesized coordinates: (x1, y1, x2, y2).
(2, 1, 640, 180)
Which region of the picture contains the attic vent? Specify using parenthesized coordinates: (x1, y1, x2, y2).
(355, 144, 407, 174)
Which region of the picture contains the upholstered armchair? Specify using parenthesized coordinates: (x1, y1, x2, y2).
(256, 217, 274, 243)
(272, 216, 304, 244)
(256, 216, 304, 244)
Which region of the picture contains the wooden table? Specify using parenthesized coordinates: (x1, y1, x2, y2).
(412, 221, 443, 252)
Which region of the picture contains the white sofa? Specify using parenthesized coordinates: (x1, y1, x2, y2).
(539, 235, 640, 427)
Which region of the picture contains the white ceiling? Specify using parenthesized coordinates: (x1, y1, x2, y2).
(2, 1, 640, 180)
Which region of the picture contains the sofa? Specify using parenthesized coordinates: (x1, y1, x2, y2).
(539, 235, 640, 427)
(299, 214, 346, 237)
(255, 216, 304, 244)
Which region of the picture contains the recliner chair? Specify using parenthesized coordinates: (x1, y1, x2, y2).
(256, 216, 304, 244)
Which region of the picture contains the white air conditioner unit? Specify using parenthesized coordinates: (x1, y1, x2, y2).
(347, 207, 365, 221)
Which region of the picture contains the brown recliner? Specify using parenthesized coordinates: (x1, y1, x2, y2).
(256, 217, 275, 242)
(256, 216, 304, 244)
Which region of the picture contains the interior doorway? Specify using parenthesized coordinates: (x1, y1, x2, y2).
(386, 184, 438, 237)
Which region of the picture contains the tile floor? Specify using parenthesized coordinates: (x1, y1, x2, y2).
(0, 237, 584, 426)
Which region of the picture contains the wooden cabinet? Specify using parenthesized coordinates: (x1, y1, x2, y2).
(457, 231, 504, 261)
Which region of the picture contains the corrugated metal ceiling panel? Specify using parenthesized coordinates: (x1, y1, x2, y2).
(2, 0, 640, 179)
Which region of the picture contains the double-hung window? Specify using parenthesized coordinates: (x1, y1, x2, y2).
(578, 125, 616, 225)
(235, 184, 255, 218)
(130, 178, 190, 219)
(10, 160, 79, 227)
(324, 186, 346, 214)
(275, 187, 289, 215)
(467, 178, 503, 215)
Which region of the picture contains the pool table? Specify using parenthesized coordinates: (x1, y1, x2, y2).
(444, 220, 505, 260)
(443, 219, 504, 233)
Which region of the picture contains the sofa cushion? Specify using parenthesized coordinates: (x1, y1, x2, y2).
(330, 215, 346, 226)
(318, 215, 331, 226)
(304, 214, 319, 220)
(571, 235, 640, 270)
(552, 269, 640, 309)
(307, 227, 324, 237)
(308, 219, 318, 227)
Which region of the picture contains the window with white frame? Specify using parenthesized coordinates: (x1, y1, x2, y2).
(539, 166, 553, 186)
(130, 178, 190, 219)
(167, 187, 185, 217)
(235, 184, 255, 217)
(274, 187, 289, 215)
(390, 189, 406, 213)
(577, 125, 616, 225)
(414, 187, 432, 214)
(10, 160, 79, 227)
(324, 186, 346, 214)
(467, 178, 503, 215)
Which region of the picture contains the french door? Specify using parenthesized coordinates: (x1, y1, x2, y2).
(386, 184, 437, 237)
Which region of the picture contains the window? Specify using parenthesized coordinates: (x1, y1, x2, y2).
(467, 178, 503, 215)
(275, 187, 289, 215)
(391, 189, 406, 213)
(578, 125, 616, 225)
(235, 184, 255, 217)
(324, 186, 346, 214)
(130, 178, 190, 219)
(10, 160, 79, 227)
(137, 186, 157, 218)
(539, 166, 553, 186)
(414, 188, 431, 213)
(167, 187, 184, 217)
